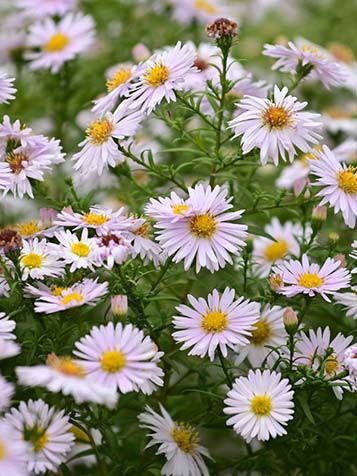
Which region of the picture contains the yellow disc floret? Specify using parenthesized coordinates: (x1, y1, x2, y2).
(106, 66, 132, 92)
(171, 423, 199, 453)
(249, 320, 271, 345)
(250, 394, 273, 417)
(86, 119, 114, 145)
(201, 310, 227, 333)
(264, 241, 289, 262)
(71, 242, 90, 257)
(100, 350, 126, 373)
(82, 212, 109, 226)
(298, 273, 324, 288)
(144, 62, 170, 87)
(263, 105, 292, 129)
(190, 214, 216, 238)
(337, 169, 357, 195)
(171, 204, 189, 215)
(61, 292, 84, 305)
(44, 32, 70, 52)
(21, 253, 43, 269)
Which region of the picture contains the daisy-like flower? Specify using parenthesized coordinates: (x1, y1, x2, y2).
(138, 404, 211, 476)
(125, 217, 164, 267)
(0, 374, 15, 412)
(19, 238, 64, 281)
(16, 208, 58, 240)
(235, 305, 288, 367)
(151, 183, 248, 273)
(0, 74, 16, 104)
(173, 288, 259, 361)
(16, 0, 77, 17)
(263, 39, 348, 89)
(0, 312, 16, 341)
(309, 145, 357, 228)
(93, 232, 132, 269)
(169, 0, 224, 25)
(252, 218, 301, 278)
(273, 254, 351, 302)
(5, 399, 74, 474)
(16, 353, 118, 407)
(128, 41, 197, 114)
(25, 278, 108, 314)
(145, 191, 190, 222)
(334, 286, 357, 320)
(72, 101, 143, 176)
(0, 420, 29, 476)
(50, 229, 98, 272)
(73, 322, 164, 394)
(343, 344, 357, 391)
(224, 369, 294, 441)
(294, 327, 353, 399)
(26, 12, 95, 73)
(229, 86, 322, 166)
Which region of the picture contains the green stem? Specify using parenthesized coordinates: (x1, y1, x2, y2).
(218, 348, 233, 388)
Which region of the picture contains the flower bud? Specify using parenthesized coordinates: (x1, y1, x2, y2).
(283, 307, 298, 335)
(206, 18, 238, 40)
(293, 177, 308, 197)
(332, 253, 347, 268)
(328, 232, 339, 246)
(269, 273, 283, 293)
(312, 205, 327, 222)
(111, 295, 128, 318)
(132, 43, 150, 62)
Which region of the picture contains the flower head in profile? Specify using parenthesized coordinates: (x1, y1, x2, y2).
(128, 41, 197, 114)
(19, 238, 64, 281)
(334, 286, 357, 320)
(124, 217, 164, 268)
(0, 73, 16, 104)
(26, 12, 95, 73)
(224, 369, 294, 441)
(73, 322, 164, 395)
(138, 404, 211, 476)
(173, 288, 260, 361)
(151, 183, 248, 273)
(0, 420, 29, 476)
(170, 0, 225, 25)
(0, 374, 15, 412)
(273, 254, 351, 302)
(229, 86, 322, 166)
(5, 399, 74, 474)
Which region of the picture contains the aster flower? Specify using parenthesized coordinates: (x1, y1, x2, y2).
(16, 353, 118, 407)
(229, 86, 322, 166)
(235, 304, 288, 367)
(0, 312, 16, 341)
(151, 183, 248, 273)
(124, 218, 164, 267)
(145, 191, 190, 222)
(16, 208, 58, 239)
(25, 278, 108, 314)
(50, 229, 98, 272)
(343, 344, 357, 391)
(73, 322, 164, 394)
(19, 238, 64, 281)
(5, 399, 74, 474)
(26, 12, 95, 73)
(170, 0, 225, 25)
(334, 286, 357, 320)
(138, 404, 211, 476)
(0, 420, 29, 476)
(0, 74, 16, 104)
(93, 232, 132, 269)
(128, 41, 197, 114)
(263, 39, 348, 89)
(72, 101, 143, 176)
(309, 145, 357, 228)
(16, 0, 77, 17)
(0, 374, 15, 412)
(224, 369, 295, 441)
(173, 288, 260, 361)
(252, 218, 302, 278)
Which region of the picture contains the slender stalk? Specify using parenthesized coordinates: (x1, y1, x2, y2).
(218, 348, 233, 388)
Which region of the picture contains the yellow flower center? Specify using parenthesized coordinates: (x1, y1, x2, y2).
(301, 44, 325, 59)
(24, 426, 48, 452)
(61, 292, 83, 305)
(144, 62, 170, 87)
(250, 394, 272, 417)
(264, 240, 289, 262)
(51, 286, 67, 296)
(337, 169, 357, 195)
(82, 212, 109, 226)
(5, 152, 28, 174)
(201, 310, 227, 333)
(171, 204, 189, 215)
(0, 442, 5, 460)
(106, 66, 132, 92)
(100, 350, 126, 373)
(194, 0, 217, 13)
(298, 272, 324, 288)
(86, 119, 114, 145)
(190, 214, 216, 238)
(71, 242, 90, 257)
(17, 221, 41, 237)
(33, 430, 48, 452)
(300, 145, 321, 167)
(69, 426, 90, 443)
(21, 252, 43, 269)
(47, 353, 86, 378)
(171, 423, 199, 454)
(325, 355, 338, 376)
(134, 222, 152, 238)
(249, 320, 271, 345)
(44, 32, 70, 52)
(263, 105, 292, 129)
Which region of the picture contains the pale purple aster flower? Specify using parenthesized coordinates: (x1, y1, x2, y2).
(0, 74, 16, 104)
(93, 233, 132, 269)
(145, 191, 190, 222)
(5, 399, 74, 474)
(26, 12, 95, 73)
(16, 0, 77, 17)
(343, 344, 357, 391)
(19, 238, 65, 281)
(152, 183, 248, 273)
(128, 41, 197, 114)
(224, 369, 294, 442)
(0, 374, 15, 412)
(273, 254, 351, 302)
(124, 218, 164, 268)
(0, 420, 29, 476)
(309, 145, 357, 229)
(173, 288, 259, 361)
(73, 322, 164, 395)
(229, 85, 322, 166)
(334, 286, 357, 319)
(0, 312, 16, 341)
(263, 39, 348, 89)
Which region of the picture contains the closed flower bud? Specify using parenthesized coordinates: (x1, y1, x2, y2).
(111, 295, 128, 318)
(269, 273, 283, 293)
(132, 43, 150, 62)
(333, 253, 347, 268)
(283, 307, 298, 334)
(328, 232, 339, 245)
(312, 205, 327, 222)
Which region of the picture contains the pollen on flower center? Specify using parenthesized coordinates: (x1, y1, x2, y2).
(190, 214, 216, 238)
(21, 252, 43, 269)
(32, 428, 48, 452)
(250, 320, 271, 345)
(134, 222, 152, 238)
(17, 221, 41, 237)
(337, 169, 357, 194)
(0, 442, 5, 460)
(51, 286, 67, 296)
(250, 394, 272, 417)
(61, 292, 84, 305)
(298, 272, 324, 288)
(171, 204, 189, 215)
(264, 240, 289, 261)
(171, 423, 199, 453)
(301, 44, 325, 59)
(325, 355, 338, 375)
(201, 310, 227, 333)
(82, 212, 109, 226)
(106, 66, 132, 92)
(144, 62, 170, 87)
(47, 353, 86, 378)
(86, 119, 114, 145)
(100, 350, 126, 373)
(194, 0, 217, 13)
(263, 105, 292, 129)
(5, 152, 28, 174)
(71, 242, 90, 257)
(44, 32, 70, 52)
